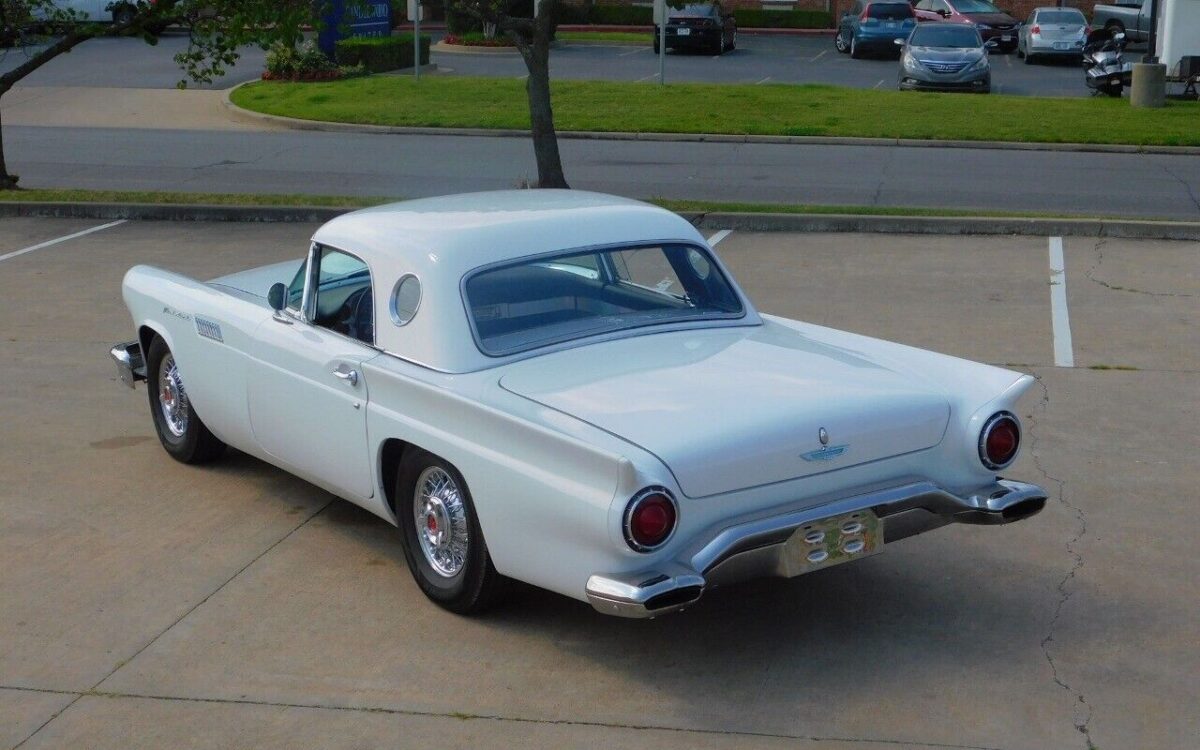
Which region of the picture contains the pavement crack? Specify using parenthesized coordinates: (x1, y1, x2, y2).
(1028, 375, 1096, 750)
(8, 501, 333, 750)
(1083, 238, 1194, 298)
(1161, 163, 1200, 216)
(0, 686, 1004, 750)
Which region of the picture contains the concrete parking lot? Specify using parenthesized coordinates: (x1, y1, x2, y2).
(1, 218, 1197, 749)
(0, 29, 1108, 96)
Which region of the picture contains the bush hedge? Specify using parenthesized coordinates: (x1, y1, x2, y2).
(335, 34, 432, 72)
(731, 9, 834, 29)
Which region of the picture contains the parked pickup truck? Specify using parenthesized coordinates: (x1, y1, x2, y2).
(1092, 0, 1154, 42)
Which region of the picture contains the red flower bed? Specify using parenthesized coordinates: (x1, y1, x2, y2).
(443, 33, 515, 47)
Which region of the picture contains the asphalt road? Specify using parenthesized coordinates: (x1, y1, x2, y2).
(10, 125, 1200, 219)
(0, 29, 1122, 97)
(2, 219, 1196, 750)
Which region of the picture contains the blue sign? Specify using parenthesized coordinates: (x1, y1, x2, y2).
(318, 0, 393, 57)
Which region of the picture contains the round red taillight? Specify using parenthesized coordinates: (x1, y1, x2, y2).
(624, 488, 678, 552)
(979, 412, 1021, 470)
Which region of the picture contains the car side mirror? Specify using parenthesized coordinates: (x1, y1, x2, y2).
(937, 9, 950, 16)
(268, 282, 287, 312)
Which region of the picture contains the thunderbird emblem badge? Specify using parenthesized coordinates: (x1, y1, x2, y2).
(802, 428, 848, 462)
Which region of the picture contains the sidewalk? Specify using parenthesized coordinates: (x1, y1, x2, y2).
(4, 85, 280, 131)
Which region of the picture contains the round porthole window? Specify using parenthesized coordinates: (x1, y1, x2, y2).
(390, 274, 421, 326)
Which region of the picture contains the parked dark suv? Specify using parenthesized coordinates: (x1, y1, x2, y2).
(836, 1, 918, 59)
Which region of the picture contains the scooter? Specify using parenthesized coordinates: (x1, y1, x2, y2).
(1083, 30, 1133, 97)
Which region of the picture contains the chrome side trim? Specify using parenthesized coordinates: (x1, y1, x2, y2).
(584, 478, 1046, 618)
(110, 341, 146, 388)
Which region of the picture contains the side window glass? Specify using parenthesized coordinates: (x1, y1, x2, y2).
(286, 259, 306, 311)
(610, 246, 686, 297)
(312, 246, 374, 345)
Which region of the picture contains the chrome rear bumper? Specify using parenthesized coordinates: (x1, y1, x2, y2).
(585, 478, 1046, 618)
(110, 341, 146, 388)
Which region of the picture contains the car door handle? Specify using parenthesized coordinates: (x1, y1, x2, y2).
(333, 368, 358, 387)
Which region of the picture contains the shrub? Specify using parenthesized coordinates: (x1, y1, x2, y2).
(335, 34, 432, 72)
(589, 5, 654, 24)
(732, 9, 834, 29)
(265, 40, 340, 80)
(443, 32, 517, 47)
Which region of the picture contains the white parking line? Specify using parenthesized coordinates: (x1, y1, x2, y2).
(1048, 236, 1075, 367)
(636, 72, 660, 82)
(0, 220, 126, 264)
(618, 46, 649, 57)
(755, 76, 772, 85)
(809, 50, 828, 62)
(873, 79, 885, 89)
(707, 229, 733, 246)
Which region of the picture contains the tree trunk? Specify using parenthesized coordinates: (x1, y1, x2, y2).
(0, 106, 15, 189)
(518, 39, 568, 189)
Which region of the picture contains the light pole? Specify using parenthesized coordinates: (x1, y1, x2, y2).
(655, 0, 666, 85)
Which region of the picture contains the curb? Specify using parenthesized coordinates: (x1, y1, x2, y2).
(431, 41, 521, 55)
(220, 85, 1200, 156)
(4, 201, 1198, 239)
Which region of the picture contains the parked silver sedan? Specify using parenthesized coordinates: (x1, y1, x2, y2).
(1018, 7, 1089, 64)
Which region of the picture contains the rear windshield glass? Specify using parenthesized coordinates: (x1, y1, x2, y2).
(465, 244, 744, 356)
(952, 0, 1000, 11)
(867, 3, 914, 19)
(1037, 10, 1085, 23)
(910, 24, 981, 47)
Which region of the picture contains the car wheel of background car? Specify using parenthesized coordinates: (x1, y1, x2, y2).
(1105, 21, 1125, 38)
(729, 28, 736, 51)
(850, 33, 862, 59)
(1024, 50, 1035, 64)
(397, 448, 506, 615)
(652, 39, 659, 53)
(145, 335, 226, 464)
(835, 29, 850, 53)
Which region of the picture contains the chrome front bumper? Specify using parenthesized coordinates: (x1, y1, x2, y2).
(585, 478, 1046, 618)
(110, 341, 146, 388)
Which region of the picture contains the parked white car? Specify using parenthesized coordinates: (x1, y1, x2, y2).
(111, 191, 1046, 618)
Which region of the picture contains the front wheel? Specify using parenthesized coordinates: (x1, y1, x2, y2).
(145, 335, 225, 464)
(397, 449, 506, 615)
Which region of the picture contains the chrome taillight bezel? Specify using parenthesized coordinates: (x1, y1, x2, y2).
(979, 411, 1021, 471)
(623, 486, 679, 553)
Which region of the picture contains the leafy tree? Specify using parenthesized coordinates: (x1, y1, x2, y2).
(0, 0, 320, 189)
(453, 0, 568, 188)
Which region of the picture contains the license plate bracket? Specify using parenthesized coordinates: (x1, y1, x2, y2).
(780, 509, 884, 577)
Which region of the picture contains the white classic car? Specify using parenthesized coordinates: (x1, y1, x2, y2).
(111, 191, 1046, 618)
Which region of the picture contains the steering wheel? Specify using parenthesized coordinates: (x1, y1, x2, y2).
(348, 286, 373, 344)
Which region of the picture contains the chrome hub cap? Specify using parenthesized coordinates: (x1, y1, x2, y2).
(157, 354, 189, 438)
(413, 467, 469, 578)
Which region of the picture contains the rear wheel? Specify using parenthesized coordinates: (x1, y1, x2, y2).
(835, 28, 850, 53)
(145, 335, 225, 464)
(396, 448, 506, 615)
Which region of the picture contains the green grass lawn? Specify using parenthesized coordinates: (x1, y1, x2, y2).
(558, 31, 651, 44)
(0, 188, 1179, 222)
(230, 76, 1200, 146)
(0, 189, 399, 207)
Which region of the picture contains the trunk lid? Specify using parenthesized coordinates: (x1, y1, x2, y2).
(499, 323, 950, 498)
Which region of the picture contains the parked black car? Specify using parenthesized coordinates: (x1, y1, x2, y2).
(898, 22, 997, 93)
(653, 2, 737, 56)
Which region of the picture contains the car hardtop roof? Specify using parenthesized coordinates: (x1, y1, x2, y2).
(310, 190, 706, 279)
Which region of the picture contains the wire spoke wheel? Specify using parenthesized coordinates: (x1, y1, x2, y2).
(157, 353, 190, 439)
(413, 466, 470, 578)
